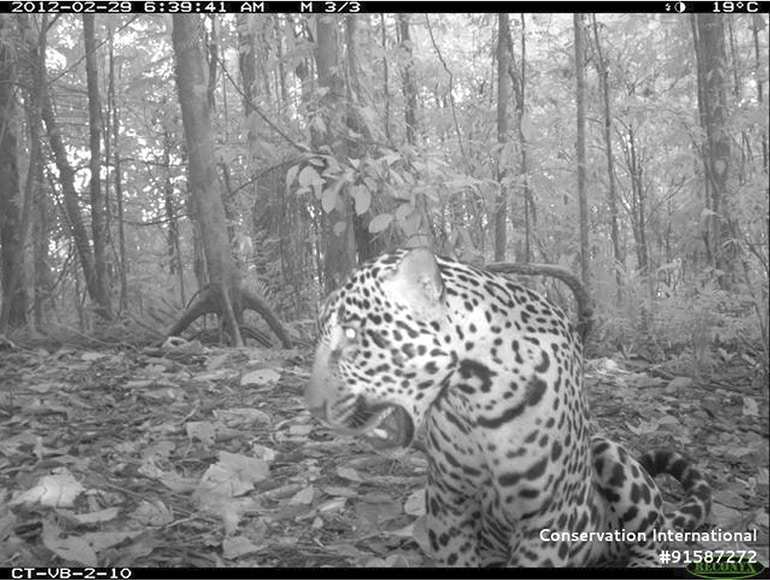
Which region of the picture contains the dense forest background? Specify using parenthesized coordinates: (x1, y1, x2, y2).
(0, 11, 768, 570)
(0, 12, 767, 374)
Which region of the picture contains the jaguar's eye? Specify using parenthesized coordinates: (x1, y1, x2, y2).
(344, 327, 358, 341)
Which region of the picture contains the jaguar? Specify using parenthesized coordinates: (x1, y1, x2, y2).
(305, 247, 711, 567)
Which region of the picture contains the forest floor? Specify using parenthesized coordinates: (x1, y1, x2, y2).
(0, 338, 767, 570)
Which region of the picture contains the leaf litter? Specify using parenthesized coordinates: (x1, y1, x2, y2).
(0, 342, 766, 567)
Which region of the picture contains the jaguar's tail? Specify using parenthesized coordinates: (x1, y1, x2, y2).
(639, 449, 712, 531)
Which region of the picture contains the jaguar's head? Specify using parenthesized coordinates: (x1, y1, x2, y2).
(305, 248, 455, 449)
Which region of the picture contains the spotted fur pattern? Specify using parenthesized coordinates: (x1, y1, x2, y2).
(305, 248, 711, 567)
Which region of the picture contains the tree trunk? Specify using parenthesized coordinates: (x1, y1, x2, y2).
(397, 13, 431, 249)
(18, 14, 49, 330)
(513, 14, 534, 263)
(573, 14, 591, 292)
(0, 15, 27, 331)
(171, 15, 292, 348)
(239, 15, 279, 299)
(591, 15, 624, 305)
(381, 13, 391, 144)
(173, 15, 243, 345)
(752, 15, 768, 174)
(630, 133, 649, 274)
(494, 13, 511, 262)
(106, 22, 127, 314)
(345, 14, 385, 262)
(694, 14, 733, 286)
(83, 15, 112, 320)
(620, 124, 649, 276)
(162, 132, 182, 290)
(314, 14, 357, 293)
(276, 16, 287, 104)
(41, 61, 109, 321)
(237, 14, 257, 148)
(206, 15, 218, 109)
(398, 13, 418, 147)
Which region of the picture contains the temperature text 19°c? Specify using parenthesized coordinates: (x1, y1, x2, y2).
(713, 1, 762, 11)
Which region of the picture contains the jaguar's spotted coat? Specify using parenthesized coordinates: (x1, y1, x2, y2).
(306, 247, 710, 567)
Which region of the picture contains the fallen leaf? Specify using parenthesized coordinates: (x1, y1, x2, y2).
(121, 535, 156, 564)
(222, 535, 261, 559)
(142, 440, 176, 462)
(214, 408, 272, 428)
(626, 419, 658, 435)
(743, 397, 759, 417)
(41, 520, 97, 567)
(317, 496, 347, 513)
(388, 522, 415, 537)
(657, 415, 681, 429)
(0, 431, 38, 455)
(412, 515, 431, 556)
(206, 353, 230, 370)
(197, 369, 235, 382)
(123, 379, 155, 389)
(288, 424, 313, 436)
(130, 500, 174, 526)
(11, 467, 84, 508)
(196, 464, 252, 499)
(250, 443, 276, 462)
(158, 471, 197, 493)
(28, 382, 66, 394)
(218, 450, 270, 483)
(83, 530, 141, 551)
(73, 507, 120, 525)
(354, 499, 401, 529)
(630, 376, 665, 388)
(404, 489, 425, 516)
(241, 368, 281, 386)
(194, 494, 247, 535)
(336, 467, 363, 482)
(144, 387, 184, 401)
(666, 376, 693, 391)
(186, 421, 217, 446)
(289, 485, 315, 505)
(321, 485, 358, 498)
(714, 488, 747, 510)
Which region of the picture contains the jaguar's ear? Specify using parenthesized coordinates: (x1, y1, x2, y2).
(385, 247, 445, 314)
